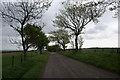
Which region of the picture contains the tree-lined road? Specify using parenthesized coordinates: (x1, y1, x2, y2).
(42, 53, 120, 78)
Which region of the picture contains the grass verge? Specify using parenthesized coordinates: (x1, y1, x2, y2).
(59, 50, 120, 74)
(2, 52, 50, 79)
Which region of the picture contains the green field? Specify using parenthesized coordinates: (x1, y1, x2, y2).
(59, 49, 120, 74)
(2, 52, 50, 79)
(2, 49, 120, 79)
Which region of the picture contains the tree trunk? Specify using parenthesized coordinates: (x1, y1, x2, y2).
(63, 45, 66, 51)
(61, 44, 66, 51)
(79, 45, 82, 51)
(40, 49, 42, 54)
(24, 49, 28, 60)
(75, 34, 78, 51)
(21, 25, 26, 60)
(63, 47, 65, 51)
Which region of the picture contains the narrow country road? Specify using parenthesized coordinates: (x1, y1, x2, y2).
(42, 53, 120, 78)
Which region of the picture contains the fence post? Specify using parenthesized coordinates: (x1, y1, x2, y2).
(20, 54, 23, 63)
(94, 49, 96, 53)
(117, 49, 119, 53)
(102, 49, 104, 53)
(12, 56, 14, 66)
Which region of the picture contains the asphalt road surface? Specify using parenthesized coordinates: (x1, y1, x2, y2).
(42, 53, 120, 78)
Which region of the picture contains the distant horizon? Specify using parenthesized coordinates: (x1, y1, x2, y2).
(1, 47, 119, 52)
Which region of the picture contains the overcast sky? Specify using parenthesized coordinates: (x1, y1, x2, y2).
(1, 0, 118, 50)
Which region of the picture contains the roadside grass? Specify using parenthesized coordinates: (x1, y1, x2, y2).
(2, 52, 50, 79)
(59, 50, 120, 74)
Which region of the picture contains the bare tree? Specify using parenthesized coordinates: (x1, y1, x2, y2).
(0, 0, 51, 59)
(53, 0, 108, 51)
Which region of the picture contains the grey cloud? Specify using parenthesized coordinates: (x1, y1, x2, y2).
(84, 31, 109, 40)
(2, 36, 22, 50)
(95, 24, 108, 31)
(85, 29, 98, 34)
(2, 26, 19, 37)
(42, 0, 65, 33)
(84, 35, 95, 40)
(113, 29, 118, 34)
(85, 23, 108, 34)
(43, 26, 59, 33)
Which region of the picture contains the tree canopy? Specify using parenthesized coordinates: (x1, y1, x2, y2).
(47, 45, 61, 52)
(49, 29, 70, 51)
(53, 0, 108, 51)
(24, 24, 49, 54)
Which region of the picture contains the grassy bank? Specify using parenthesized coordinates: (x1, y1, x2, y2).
(2, 52, 50, 79)
(59, 50, 120, 74)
